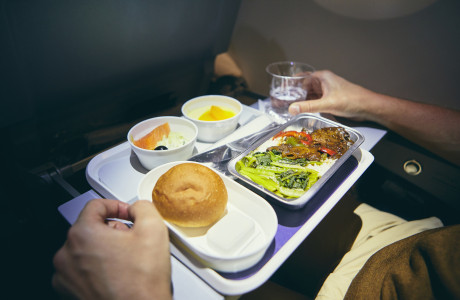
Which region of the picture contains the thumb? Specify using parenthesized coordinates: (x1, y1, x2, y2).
(289, 99, 330, 115)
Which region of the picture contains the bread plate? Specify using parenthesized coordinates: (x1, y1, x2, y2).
(137, 161, 278, 273)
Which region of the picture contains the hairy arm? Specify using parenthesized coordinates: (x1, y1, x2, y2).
(290, 70, 460, 166)
(364, 93, 460, 164)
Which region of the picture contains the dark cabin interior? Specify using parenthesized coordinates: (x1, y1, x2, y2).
(1, 1, 246, 298)
(2, 1, 459, 299)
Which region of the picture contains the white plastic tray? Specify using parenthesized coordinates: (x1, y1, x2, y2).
(85, 106, 374, 295)
(137, 161, 278, 273)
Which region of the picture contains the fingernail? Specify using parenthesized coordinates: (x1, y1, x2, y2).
(290, 104, 300, 115)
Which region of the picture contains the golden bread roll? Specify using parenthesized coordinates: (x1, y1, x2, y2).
(152, 163, 228, 227)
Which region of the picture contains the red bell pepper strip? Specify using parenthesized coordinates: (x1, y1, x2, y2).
(320, 147, 337, 156)
(273, 130, 296, 139)
(273, 130, 312, 143)
(301, 132, 313, 143)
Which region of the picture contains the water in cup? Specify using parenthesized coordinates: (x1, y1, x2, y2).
(265, 61, 315, 122)
(270, 86, 307, 113)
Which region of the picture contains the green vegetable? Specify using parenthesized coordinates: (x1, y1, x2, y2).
(285, 136, 299, 146)
(254, 152, 272, 166)
(237, 149, 323, 199)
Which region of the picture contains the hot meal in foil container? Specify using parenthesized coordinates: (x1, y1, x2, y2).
(228, 113, 365, 209)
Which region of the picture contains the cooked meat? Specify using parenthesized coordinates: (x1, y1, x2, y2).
(267, 127, 354, 161)
(267, 144, 322, 161)
(311, 127, 353, 157)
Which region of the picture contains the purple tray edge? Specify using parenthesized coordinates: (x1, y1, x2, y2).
(219, 155, 359, 280)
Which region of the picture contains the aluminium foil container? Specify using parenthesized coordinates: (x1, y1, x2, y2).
(227, 113, 364, 209)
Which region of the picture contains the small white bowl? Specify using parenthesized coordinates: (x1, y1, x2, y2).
(181, 95, 243, 143)
(138, 161, 278, 272)
(127, 117, 197, 170)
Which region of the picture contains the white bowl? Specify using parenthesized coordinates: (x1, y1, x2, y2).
(127, 117, 197, 170)
(137, 161, 278, 272)
(181, 95, 243, 143)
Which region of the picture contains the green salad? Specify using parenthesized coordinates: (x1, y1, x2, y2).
(236, 150, 323, 199)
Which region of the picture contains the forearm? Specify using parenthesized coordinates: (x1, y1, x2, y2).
(294, 70, 460, 165)
(363, 93, 460, 166)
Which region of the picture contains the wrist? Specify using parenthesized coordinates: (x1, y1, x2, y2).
(357, 89, 394, 124)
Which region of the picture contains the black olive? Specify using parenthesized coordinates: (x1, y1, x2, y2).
(154, 145, 168, 150)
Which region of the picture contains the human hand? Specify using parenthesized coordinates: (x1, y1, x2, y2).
(289, 70, 378, 121)
(52, 199, 171, 300)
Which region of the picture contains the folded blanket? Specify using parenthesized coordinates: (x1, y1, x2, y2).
(344, 225, 460, 299)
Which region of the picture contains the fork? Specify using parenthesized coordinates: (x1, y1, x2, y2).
(189, 122, 280, 176)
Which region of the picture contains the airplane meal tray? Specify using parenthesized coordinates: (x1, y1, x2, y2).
(85, 105, 374, 295)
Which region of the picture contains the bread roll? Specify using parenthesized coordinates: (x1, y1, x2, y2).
(152, 163, 228, 227)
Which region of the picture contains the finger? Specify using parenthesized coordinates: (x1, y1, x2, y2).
(76, 199, 130, 227)
(128, 200, 167, 235)
(106, 220, 132, 231)
(312, 69, 334, 80)
(130, 199, 163, 219)
(52, 246, 66, 275)
(312, 70, 334, 91)
(289, 99, 330, 115)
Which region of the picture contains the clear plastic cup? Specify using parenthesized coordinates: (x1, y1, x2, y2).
(266, 61, 315, 122)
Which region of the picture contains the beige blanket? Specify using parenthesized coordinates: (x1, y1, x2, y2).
(344, 225, 460, 299)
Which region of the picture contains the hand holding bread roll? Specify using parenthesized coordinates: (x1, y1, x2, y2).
(152, 163, 228, 227)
